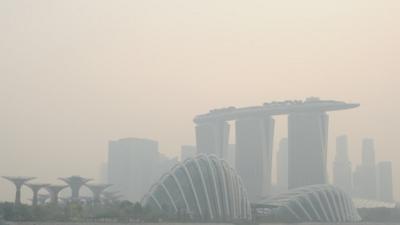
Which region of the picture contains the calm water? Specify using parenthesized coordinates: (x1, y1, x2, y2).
(5, 223, 400, 225)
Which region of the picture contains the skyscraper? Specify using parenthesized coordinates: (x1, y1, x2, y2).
(193, 98, 359, 200)
(195, 121, 230, 158)
(226, 144, 236, 168)
(353, 138, 377, 199)
(99, 162, 108, 183)
(180, 145, 196, 161)
(332, 135, 352, 194)
(108, 138, 159, 202)
(288, 112, 329, 189)
(156, 153, 178, 180)
(377, 161, 393, 202)
(277, 138, 288, 191)
(362, 138, 375, 166)
(235, 116, 275, 201)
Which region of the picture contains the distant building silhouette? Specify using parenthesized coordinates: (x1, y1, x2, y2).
(333, 135, 353, 194)
(353, 138, 377, 199)
(288, 112, 329, 189)
(108, 138, 159, 202)
(236, 116, 274, 201)
(226, 144, 236, 168)
(180, 145, 196, 161)
(362, 138, 375, 166)
(276, 138, 288, 191)
(377, 161, 393, 202)
(195, 121, 230, 158)
(99, 162, 108, 183)
(156, 153, 178, 180)
(193, 98, 359, 200)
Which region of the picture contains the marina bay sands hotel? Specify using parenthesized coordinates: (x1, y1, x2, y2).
(193, 97, 359, 201)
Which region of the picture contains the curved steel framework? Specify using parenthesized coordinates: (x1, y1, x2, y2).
(141, 154, 252, 222)
(258, 184, 361, 223)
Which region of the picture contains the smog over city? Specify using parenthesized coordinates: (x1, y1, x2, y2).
(1, 1, 400, 224)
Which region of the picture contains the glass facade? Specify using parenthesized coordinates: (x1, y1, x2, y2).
(259, 184, 361, 223)
(141, 154, 252, 222)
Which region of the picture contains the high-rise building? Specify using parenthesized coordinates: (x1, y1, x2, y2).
(195, 121, 230, 158)
(288, 112, 329, 189)
(108, 138, 159, 202)
(226, 144, 236, 168)
(377, 161, 393, 202)
(332, 135, 352, 194)
(180, 145, 196, 161)
(362, 138, 375, 166)
(353, 138, 377, 199)
(277, 138, 288, 191)
(193, 98, 359, 201)
(235, 116, 275, 201)
(156, 153, 178, 179)
(99, 162, 108, 183)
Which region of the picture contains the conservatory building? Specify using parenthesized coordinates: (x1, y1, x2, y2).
(141, 154, 252, 222)
(256, 184, 361, 223)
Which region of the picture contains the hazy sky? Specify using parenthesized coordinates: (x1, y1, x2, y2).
(1, 0, 400, 202)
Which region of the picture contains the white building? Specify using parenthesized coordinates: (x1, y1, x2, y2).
(108, 138, 158, 202)
(180, 145, 196, 161)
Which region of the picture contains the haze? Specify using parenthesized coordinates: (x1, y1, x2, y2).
(0, 0, 399, 202)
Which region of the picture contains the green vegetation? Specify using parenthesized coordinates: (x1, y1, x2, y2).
(0, 201, 161, 222)
(358, 206, 400, 223)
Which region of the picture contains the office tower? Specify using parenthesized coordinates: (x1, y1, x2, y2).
(193, 98, 359, 200)
(277, 138, 288, 191)
(156, 153, 178, 179)
(195, 121, 230, 158)
(353, 138, 377, 199)
(362, 138, 375, 166)
(181, 145, 196, 161)
(226, 144, 236, 168)
(377, 161, 393, 202)
(288, 112, 329, 189)
(108, 137, 158, 202)
(99, 162, 108, 183)
(236, 116, 275, 201)
(332, 135, 352, 194)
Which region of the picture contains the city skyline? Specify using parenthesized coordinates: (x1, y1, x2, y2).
(0, 102, 397, 203)
(1, 128, 394, 203)
(1, 0, 400, 203)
